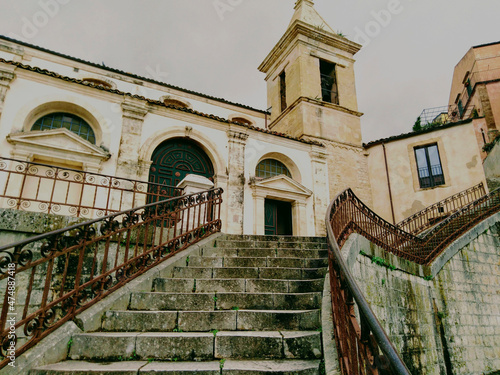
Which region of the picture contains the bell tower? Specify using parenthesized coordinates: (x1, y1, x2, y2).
(259, 0, 363, 146)
(259, 0, 372, 205)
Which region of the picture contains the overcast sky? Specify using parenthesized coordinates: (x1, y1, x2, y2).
(0, 0, 498, 142)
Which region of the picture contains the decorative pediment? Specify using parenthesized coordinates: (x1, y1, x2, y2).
(7, 129, 110, 172)
(252, 174, 312, 200)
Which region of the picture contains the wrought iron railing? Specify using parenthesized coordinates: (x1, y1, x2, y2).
(0, 187, 223, 369)
(0, 157, 183, 218)
(325, 187, 500, 373)
(326, 196, 411, 375)
(330, 187, 500, 265)
(396, 183, 486, 234)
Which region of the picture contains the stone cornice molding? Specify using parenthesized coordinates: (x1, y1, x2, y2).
(227, 129, 249, 145)
(268, 96, 363, 133)
(121, 99, 149, 121)
(310, 148, 328, 163)
(7, 129, 110, 172)
(259, 20, 361, 74)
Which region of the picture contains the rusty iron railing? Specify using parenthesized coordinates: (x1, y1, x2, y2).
(396, 183, 486, 234)
(326, 187, 500, 374)
(326, 194, 411, 375)
(0, 187, 223, 369)
(330, 188, 500, 265)
(0, 157, 183, 218)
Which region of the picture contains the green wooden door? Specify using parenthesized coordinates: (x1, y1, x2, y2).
(265, 199, 292, 236)
(149, 138, 214, 188)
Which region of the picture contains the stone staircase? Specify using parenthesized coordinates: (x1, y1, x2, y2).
(31, 234, 328, 374)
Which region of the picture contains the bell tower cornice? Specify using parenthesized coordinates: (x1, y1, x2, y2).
(258, 1, 361, 75)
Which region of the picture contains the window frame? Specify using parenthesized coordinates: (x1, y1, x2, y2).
(255, 159, 292, 179)
(31, 112, 97, 144)
(414, 143, 445, 189)
(320, 59, 339, 105)
(279, 70, 287, 112)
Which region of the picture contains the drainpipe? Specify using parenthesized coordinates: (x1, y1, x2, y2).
(382, 143, 396, 224)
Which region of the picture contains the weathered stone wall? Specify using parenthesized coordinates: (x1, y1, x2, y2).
(483, 142, 500, 191)
(342, 215, 500, 375)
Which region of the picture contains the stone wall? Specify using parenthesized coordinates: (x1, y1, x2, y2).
(483, 141, 500, 191)
(341, 214, 500, 374)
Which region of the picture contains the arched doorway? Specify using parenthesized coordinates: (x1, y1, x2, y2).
(149, 138, 214, 188)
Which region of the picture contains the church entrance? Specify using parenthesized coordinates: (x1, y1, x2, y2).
(149, 138, 214, 190)
(264, 199, 293, 236)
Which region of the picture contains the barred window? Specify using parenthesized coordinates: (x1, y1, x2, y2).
(414, 144, 445, 188)
(31, 113, 96, 144)
(256, 159, 291, 179)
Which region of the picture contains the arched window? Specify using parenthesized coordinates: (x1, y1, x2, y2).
(256, 159, 291, 179)
(31, 113, 96, 144)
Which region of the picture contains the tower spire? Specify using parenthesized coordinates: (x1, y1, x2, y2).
(289, 0, 334, 34)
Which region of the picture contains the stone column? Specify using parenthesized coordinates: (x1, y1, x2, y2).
(177, 174, 215, 234)
(253, 192, 266, 235)
(310, 148, 329, 236)
(116, 99, 149, 179)
(292, 201, 308, 236)
(226, 129, 249, 234)
(0, 64, 16, 119)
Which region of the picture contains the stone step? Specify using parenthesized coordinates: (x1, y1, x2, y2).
(152, 278, 324, 294)
(216, 292, 321, 310)
(30, 361, 149, 374)
(130, 292, 217, 311)
(188, 255, 328, 268)
(222, 359, 321, 374)
(68, 331, 322, 361)
(102, 309, 320, 332)
(214, 240, 327, 250)
(130, 291, 322, 312)
(171, 266, 327, 280)
(201, 247, 328, 259)
(222, 234, 326, 243)
(31, 359, 321, 374)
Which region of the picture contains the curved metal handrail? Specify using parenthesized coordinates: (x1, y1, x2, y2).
(396, 183, 485, 234)
(326, 192, 411, 374)
(330, 187, 500, 265)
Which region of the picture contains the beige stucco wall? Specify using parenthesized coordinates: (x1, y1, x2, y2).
(367, 121, 487, 223)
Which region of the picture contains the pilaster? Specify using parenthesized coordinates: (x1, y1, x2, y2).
(292, 201, 308, 236)
(0, 64, 16, 117)
(310, 147, 329, 236)
(253, 192, 266, 235)
(116, 99, 149, 179)
(226, 129, 249, 234)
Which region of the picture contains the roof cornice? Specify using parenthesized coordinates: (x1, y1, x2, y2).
(259, 20, 361, 73)
(0, 57, 323, 147)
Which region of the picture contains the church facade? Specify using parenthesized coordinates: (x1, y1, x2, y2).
(0, 0, 497, 237)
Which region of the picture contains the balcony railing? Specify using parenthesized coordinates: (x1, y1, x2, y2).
(0, 157, 183, 219)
